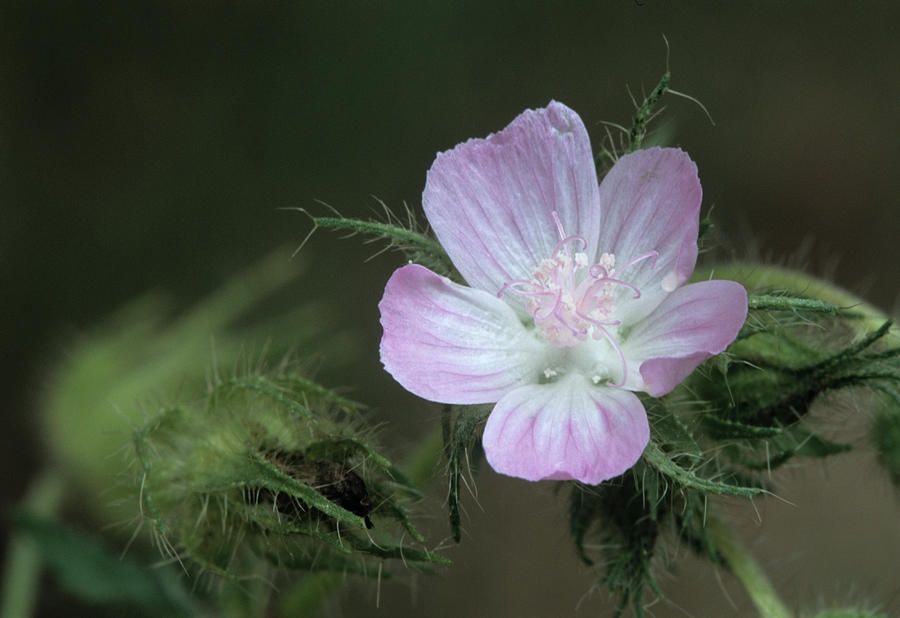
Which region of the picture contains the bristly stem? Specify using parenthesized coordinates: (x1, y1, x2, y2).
(707, 517, 793, 618)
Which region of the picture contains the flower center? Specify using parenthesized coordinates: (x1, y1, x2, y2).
(497, 211, 657, 388)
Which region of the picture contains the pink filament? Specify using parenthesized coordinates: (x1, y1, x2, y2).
(621, 250, 659, 272)
(495, 216, 653, 385)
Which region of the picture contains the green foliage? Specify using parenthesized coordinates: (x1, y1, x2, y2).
(568, 459, 719, 618)
(14, 512, 192, 616)
(295, 202, 456, 278)
(569, 400, 761, 617)
(132, 368, 448, 584)
(692, 290, 896, 475)
(569, 277, 899, 615)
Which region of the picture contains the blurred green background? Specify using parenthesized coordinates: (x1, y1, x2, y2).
(2, 2, 899, 616)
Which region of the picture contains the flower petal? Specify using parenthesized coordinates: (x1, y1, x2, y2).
(596, 147, 702, 322)
(379, 264, 545, 404)
(482, 375, 649, 484)
(423, 101, 601, 305)
(623, 280, 748, 397)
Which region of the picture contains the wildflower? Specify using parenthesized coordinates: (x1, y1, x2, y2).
(379, 102, 747, 484)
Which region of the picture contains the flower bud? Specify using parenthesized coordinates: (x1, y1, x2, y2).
(132, 370, 446, 580)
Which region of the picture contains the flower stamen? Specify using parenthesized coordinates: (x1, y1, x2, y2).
(496, 213, 655, 386)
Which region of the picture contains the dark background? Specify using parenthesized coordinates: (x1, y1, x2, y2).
(2, 2, 899, 616)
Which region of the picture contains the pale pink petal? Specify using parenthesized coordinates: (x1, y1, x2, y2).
(595, 148, 702, 322)
(482, 376, 649, 484)
(623, 280, 747, 397)
(379, 264, 546, 404)
(423, 101, 601, 306)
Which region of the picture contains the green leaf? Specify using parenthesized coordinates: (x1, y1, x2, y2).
(14, 512, 191, 616)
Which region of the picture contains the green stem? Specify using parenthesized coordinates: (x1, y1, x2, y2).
(707, 517, 793, 618)
(1, 469, 65, 618)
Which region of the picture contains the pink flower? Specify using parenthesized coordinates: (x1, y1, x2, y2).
(378, 102, 747, 484)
